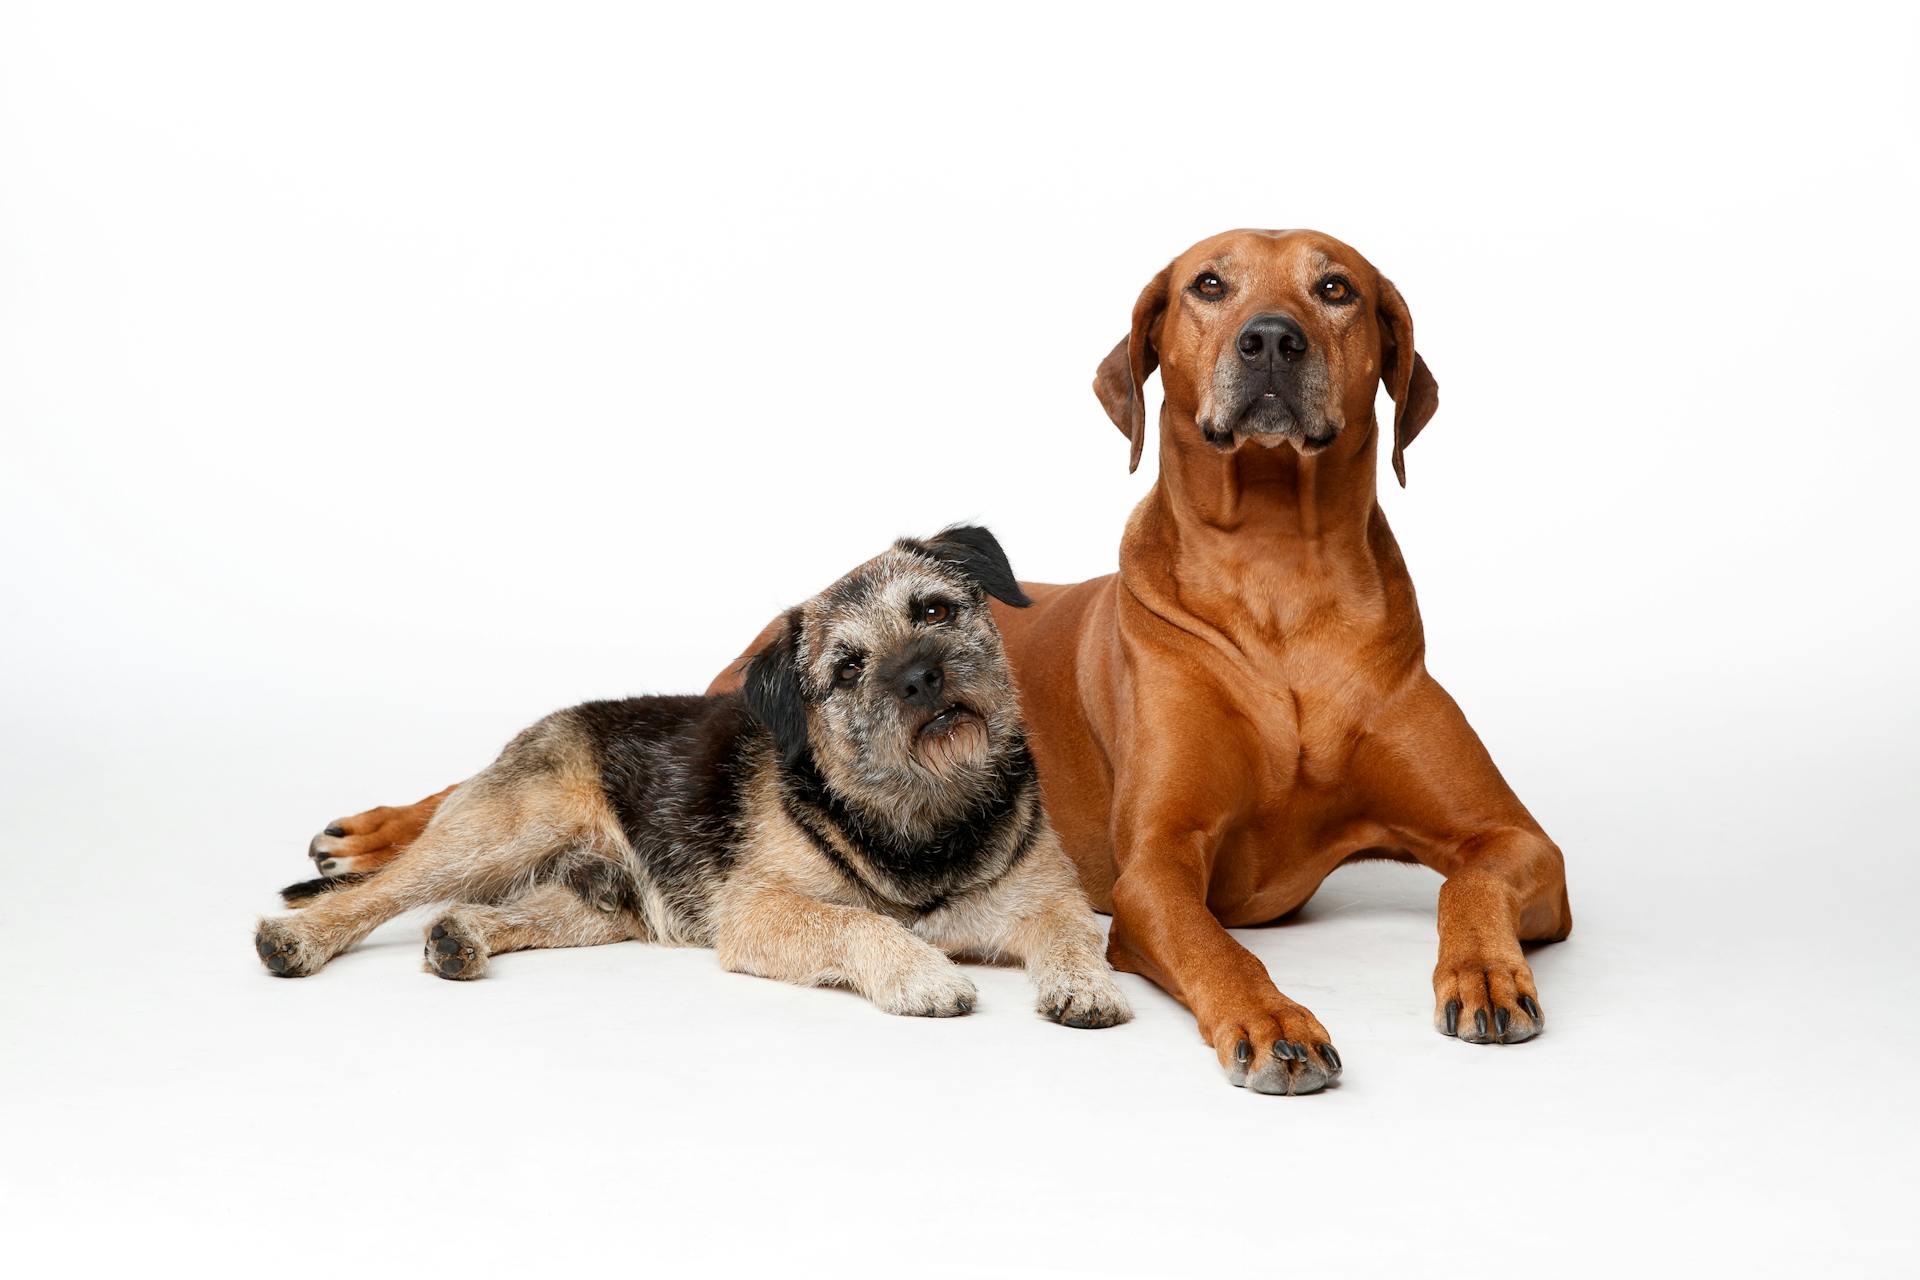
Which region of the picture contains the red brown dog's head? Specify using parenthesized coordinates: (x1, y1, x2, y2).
(1094, 229, 1439, 484)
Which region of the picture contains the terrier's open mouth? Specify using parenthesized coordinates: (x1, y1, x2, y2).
(917, 704, 978, 739)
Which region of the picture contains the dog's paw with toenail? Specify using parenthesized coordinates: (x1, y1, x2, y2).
(1435, 958, 1543, 1044)
(1213, 999, 1342, 1095)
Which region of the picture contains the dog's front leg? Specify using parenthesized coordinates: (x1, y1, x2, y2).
(714, 881, 977, 1017)
(1107, 811, 1341, 1095)
(926, 828, 1132, 1029)
(1354, 677, 1573, 1045)
(1428, 828, 1566, 1044)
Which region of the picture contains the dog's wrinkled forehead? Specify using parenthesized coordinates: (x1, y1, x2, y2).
(1181, 229, 1377, 312)
(799, 549, 988, 673)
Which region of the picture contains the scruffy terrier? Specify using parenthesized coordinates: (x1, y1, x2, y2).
(254, 527, 1132, 1026)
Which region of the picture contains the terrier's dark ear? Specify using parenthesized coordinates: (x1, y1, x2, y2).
(1092, 264, 1172, 473)
(920, 525, 1031, 608)
(1375, 274, 1440, 487)
(742, 609, 810, 766)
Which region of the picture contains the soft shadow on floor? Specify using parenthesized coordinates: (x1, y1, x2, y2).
(1240, 860, 1443, 931)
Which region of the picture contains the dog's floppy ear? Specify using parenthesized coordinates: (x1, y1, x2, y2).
(1375, 274, 1440, 487)
(919, 525, 1031, 608)
(742, 608, 810, 766)
(1093, 264, 1172, 473)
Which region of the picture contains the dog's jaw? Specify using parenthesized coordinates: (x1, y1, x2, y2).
(1199, 344, 1342, 455)
(912, 706, 990, 775)
(1195, 408, 1344, 457)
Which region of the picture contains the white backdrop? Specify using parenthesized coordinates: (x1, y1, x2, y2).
(3, 3, 1916, 1276)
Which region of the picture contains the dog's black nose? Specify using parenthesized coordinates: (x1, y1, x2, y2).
(895, 664, 945, 709)
(1236, 314, 1309, 365)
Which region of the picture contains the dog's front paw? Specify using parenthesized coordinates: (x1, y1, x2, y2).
(1035, 969, 1133, 1029)
(1434, 950, 1542, 1044)
(1208, 998, 1342, 1095)
(423, 912, 489, 981)
(254, 918, 323, 978)
(874, 957, 977, 1017)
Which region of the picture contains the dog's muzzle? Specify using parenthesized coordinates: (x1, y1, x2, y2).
(1204, 312, 1338, 450)
(880, 639, 982, 736)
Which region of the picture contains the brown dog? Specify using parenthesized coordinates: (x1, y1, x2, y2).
(308, 229, 1570, 1095)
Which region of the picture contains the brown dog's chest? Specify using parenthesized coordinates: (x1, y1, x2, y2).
(997, 557, 1420, 922)
(1198, 672, 1392, 924)
(1240, 667, 1357, 785)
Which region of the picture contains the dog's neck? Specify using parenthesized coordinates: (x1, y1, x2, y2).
(1126, 405, 1420, 654)
(779, 736, 1039, 909)
(1149, 402, 1381, 537)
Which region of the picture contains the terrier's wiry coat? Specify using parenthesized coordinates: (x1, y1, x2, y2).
(254, 527, 1131, 1026)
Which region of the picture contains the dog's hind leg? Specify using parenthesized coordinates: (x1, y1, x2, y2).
(256, 720, 611, 977)
(255, 831, 467, 977)
(278, 872, 368, 907)
(256, 818, 592, 977)
(420, 871, 645, 981)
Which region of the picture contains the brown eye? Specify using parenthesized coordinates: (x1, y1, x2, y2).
(1318, 276, 1353, 304)
(918, 601, 953, 625)
(834, 658, 864, 686)
(1191, 271, 1225, 300)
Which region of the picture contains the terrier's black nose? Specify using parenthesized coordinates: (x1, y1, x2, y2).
(1236, 313, 1309, 365)
(894, 664, 945, 709)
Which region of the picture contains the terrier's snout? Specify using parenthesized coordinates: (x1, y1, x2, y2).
(894, 663, 946, 710)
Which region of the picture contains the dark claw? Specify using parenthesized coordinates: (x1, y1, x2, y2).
(1495, 1007, 1511, 1040)
(1474, 1009, 1489, 1040)
(1233, 1039, 1253, 1066)
(324, 825, 346, 838)
(1317, 1043, 1341, 1071)
(1272, 1040, 1295, 1061)
(1519, 994, 1543, 1023)
(430, 924, 447, 940)
(1444, 1000, 1460, 1036)
(1292, 1041, 1308, 1063)
(435, 937, 461, 956)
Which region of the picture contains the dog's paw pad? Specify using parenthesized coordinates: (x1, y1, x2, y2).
(254, 922, 315, 978)
(423, 918, 486, 981)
